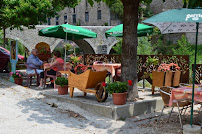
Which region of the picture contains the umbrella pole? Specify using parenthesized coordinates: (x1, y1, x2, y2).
(190, 22, 199, 127)
(64, 32, 67, 74)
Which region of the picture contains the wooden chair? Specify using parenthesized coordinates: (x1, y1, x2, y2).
(43, 63, 71, 89)
(25, 64, 40, 87)
(68, 69, 108, 102)
(159, 86, 191, 129)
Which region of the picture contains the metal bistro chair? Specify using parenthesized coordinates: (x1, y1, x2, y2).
(158, 86, 191, 129)
(43, 63, 71, 89)
(25, 64, 40, 87)
(113, 66, 121, 82)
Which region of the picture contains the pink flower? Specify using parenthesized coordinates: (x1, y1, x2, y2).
(16, 73, 19, 75)
(19, 74, 21, 77)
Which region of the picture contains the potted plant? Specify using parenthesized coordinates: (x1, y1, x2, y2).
(55, 77, 68, 95)
(69, 55, 82, 68)
(103, 80, 132, 105)
(10, 71, 24, 85)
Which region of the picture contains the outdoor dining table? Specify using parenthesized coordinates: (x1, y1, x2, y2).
(169, 85, 202, 106)
(92, 63, 121, 77)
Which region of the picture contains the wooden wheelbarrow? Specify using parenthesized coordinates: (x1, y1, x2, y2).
(68, 69, 108, 102)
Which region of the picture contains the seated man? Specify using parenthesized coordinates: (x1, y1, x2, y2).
(26, 49, 44, 88)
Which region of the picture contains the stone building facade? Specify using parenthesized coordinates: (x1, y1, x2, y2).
(150, 0, 184, 15)
(47, 0, 121, 26)
(5, 0, 202, 55)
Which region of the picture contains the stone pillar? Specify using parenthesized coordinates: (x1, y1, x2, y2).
(97, 45, 108, 54)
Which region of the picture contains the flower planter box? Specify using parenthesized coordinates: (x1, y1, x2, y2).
(152, 70, 181, 95)
(164, 71, 173, 87)
(152, 71, 165, 95)
(173, 70, 181, 87)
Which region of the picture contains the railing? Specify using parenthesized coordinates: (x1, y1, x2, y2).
(84, 54, 189, 83)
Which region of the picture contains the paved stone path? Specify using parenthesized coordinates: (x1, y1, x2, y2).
(1, 73, 200, 134)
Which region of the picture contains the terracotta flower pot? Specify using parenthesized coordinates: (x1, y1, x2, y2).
(112, 92, 127, 105)
(14, 78, 23, 85)
(57, 85, 68, 95)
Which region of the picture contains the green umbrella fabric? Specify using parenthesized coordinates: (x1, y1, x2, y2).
(143, 8, 202, 127)
(38, 24, 97, 39)
(105, 23, 153, 37)
(143, 8, 202, 34)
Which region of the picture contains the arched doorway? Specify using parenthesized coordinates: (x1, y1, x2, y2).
(35, 42, 51, 61)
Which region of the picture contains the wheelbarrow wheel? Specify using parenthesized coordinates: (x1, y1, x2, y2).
(95, 83, 108, 102)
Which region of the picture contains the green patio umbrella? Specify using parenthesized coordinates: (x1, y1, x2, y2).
(105, 23, 153, 37)
(143, 8, 202, 127)
(39, 24, 97, 39)
(39, 24, 97, 72)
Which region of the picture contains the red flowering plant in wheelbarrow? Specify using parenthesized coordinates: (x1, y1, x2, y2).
(102, 80, 132, 105)
(74, 64, 88, 74)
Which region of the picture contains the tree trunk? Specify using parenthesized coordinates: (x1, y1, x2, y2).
(3, 27, 6, 48)
(121, 0, 140, 100)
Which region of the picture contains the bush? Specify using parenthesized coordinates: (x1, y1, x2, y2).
(55, 77, 68, 87)
(10, 71, 24, 78)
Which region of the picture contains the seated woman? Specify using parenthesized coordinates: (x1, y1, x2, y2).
(37, 50, 64, 89)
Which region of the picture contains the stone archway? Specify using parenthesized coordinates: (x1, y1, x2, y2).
(73, 39, 95, 54)
(6, 25, 117, 54)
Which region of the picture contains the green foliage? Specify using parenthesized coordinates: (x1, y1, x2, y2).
(183, 0, 202, 8)
(152, 37, 175, 55)
(55, 77, 68, 87)
(146, 56, 158, 67)
(153, 27, 161, 35)
(108, 0, 153, 20)
(106, 81, 128, 94)
(112, 38, 122, 55)
(112, 37, 157, 55)
(172, 35, 202, 65)
(143, 56, 158, 79)
(104, 22, 108, 26)
(0, 0, 79, 29)
(137, 37, 157, 55)
(2, 39, 26, 56)
(64, 44, 72, 51)
(109, 0, 123, 19)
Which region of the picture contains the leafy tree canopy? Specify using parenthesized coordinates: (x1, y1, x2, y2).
(0, 0, 79, 29)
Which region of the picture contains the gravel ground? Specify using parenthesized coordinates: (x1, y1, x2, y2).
(0, 74, 201, 134)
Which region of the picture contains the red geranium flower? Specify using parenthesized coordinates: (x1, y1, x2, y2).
(128, 80, 132, 86)
(102, 82, 106, 87)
